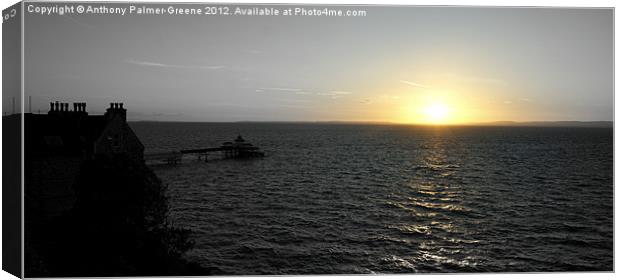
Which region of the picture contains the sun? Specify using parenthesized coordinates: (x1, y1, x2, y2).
(422, 103, 450, 123)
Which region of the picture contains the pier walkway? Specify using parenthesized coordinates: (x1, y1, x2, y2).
(144, 135, 264, 166)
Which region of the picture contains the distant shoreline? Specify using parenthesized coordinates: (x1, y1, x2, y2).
(129, 120, 613, 128)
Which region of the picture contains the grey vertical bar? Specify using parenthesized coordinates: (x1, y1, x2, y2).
(2, 1, 23, 278)
(20, 1, 25, 277)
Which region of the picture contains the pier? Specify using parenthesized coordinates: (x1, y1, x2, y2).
(144, 135, 264, 166)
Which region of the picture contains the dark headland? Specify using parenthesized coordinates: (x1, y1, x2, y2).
(20, 102, 218, 277)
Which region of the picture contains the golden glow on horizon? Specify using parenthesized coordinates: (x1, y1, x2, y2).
(422, 103, 450, 124)
(384, 76, 515, 125)
(398, 92, 463, 125)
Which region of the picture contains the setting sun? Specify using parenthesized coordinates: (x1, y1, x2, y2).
(397, 96, 463, 125)
(423, 103, 450, 123)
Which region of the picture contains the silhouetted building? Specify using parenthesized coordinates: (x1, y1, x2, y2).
(24, 102, 144, 221)
(26, 102, 143, 161)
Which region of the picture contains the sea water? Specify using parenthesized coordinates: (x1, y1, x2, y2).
(131, 122, 613, 274)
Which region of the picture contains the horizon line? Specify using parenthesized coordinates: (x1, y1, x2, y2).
(10, 112, 612, 127)
(127, 119, 613, 127)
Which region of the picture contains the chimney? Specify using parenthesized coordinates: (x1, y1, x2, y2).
(71, 102, 86, 114)
(105, 101, 127, 122)
(49, 102, 54, 112)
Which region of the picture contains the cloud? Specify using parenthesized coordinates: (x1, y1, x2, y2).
(316, 91, 353, 96)
(329, 91, 353, 95)
(502, 98, 532, 105)
(277, 98, 312, 103)
(125, 59, 225, 70)
(400, 80, 431, 88)
(260, 87, 303, 92)
(258, 88, 353, 97)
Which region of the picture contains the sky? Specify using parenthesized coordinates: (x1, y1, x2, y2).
(21, 4, 613, 124)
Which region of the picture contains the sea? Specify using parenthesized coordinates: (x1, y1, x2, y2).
(131, 122, 613, 274)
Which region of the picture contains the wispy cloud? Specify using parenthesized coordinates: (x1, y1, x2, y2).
(501, 98, 533, 105)
(316, 91, 353, 96)
(257, 88, 353, 98)
(330, 91, 353, 95)
(125, 59, 225, 70)
(400, 80, 431, 88)
(260, 87, 303, 92)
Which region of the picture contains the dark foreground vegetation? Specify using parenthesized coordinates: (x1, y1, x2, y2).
(25, 155, 215, 277)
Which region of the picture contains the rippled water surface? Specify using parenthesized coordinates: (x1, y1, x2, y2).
(132, 123, 613, 274)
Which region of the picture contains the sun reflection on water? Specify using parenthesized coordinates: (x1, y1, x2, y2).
(380, 134, 486, 272)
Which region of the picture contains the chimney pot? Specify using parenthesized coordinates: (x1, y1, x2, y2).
(120, 103, 124, 109)
(55, 101, 59, 111)
(50, 102, 54, 112)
